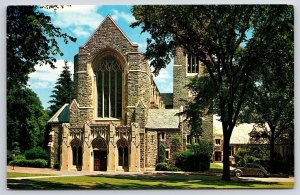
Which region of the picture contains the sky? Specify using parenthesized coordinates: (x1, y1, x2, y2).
(28, 5, 174, 109)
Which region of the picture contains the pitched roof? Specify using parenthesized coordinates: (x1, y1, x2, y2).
(82, 15, 137, 48)
(146, 109, 180, 129)
(160, 93, 173, 108)
(48, 104, 70, 123)
(213, 115, 269, 144)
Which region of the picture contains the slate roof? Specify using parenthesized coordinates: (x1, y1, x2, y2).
(146, 109, 180, 129)
(160, 93, 173, 108)
(213, 115, 269, 144)
(48, 103, 70, 123)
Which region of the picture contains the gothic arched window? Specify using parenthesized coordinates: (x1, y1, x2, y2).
(95, 56, 122, 118)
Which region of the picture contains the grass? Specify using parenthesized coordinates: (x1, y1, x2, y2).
(7, 173, 293, 189)
(7, 172, 53, 178)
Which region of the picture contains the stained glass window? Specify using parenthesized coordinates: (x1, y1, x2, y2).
(96, 57, 122, 118)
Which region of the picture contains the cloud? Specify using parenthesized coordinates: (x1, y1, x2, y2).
(133, 41, 147, 52)
(153, 69, 172, 83)
(111, 9, 136, 24)
(42, 5, 103, 38)
(29, 60, 74, 89)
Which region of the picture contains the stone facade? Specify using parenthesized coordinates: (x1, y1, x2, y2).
(173, 47, 213, 149)
(48, 16, 213, 172)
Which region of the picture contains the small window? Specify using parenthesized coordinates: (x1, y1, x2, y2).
(195, 136, 200, 144)
(187, 54, 200, 74)
(215, 139, 221, 145)
(151, 135, 154, 143)
(165, 149, 170, 160)
(161, 132, 165, 140)
(187, 135, 192, 145)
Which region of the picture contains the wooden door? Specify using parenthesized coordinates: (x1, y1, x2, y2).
(94, 151, 101, 171)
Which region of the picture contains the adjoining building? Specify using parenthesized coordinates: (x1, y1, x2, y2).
(212, 115, 293, 165)
(47, 16, 212, 172)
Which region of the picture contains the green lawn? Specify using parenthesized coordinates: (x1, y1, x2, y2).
(7, 173, 293, 189)
(7, 172, 53, 178)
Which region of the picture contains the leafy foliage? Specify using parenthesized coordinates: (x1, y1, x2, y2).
(9, 159, 49, 168)
(176, 150, 210, 172)
(7, 6, 76, 89)
(155, 163, 181, 171)
(24, 147, 49, 160)
(190, 140, 213, 159)
(132, 5, 293, 180)
(7, 6, 75, 154)
(239, 5, 294, 173)
(49, 61, 74, 116)
(7, 86, 48, 151)
(157, 144, 166, 163)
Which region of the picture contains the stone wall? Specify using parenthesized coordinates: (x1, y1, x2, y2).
(159, 130, 182, 165)
(145, 130, 158, 169)
(173, 47, 213, 144)
(48, 123, 63, 168)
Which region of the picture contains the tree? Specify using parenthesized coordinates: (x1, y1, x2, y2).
(7, 6, 76, 154)
(241, 6, 294, 173)
(7, 86, 47, 152)
(48, 61, 74, 116)
(131, 5, 292, 180)
(7, 6, 76, 90)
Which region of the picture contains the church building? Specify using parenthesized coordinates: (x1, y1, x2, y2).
(47, 16, 212, 172)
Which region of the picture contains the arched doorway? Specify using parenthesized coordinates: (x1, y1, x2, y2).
(92, 136, 107, 171)
(117, 138, 129, 171)
(215, 151, 222, 162)
(70, 137, 82, 171)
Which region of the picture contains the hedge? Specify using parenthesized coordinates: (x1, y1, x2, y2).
(155, 163, 181, 171)
(9, 159, 48, 168)
(24, 147, 49, 160)
(176, 150, 210, 171)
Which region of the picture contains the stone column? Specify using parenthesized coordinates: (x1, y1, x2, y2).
(129, 123, 140, 172)
(82, 124, 91, 171)
(60, 125, 69, 171)
(107, 124, 116, 172)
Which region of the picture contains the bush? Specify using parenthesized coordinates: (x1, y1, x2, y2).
(157, 144, 166, 163)
(9, 159, 48, 168)
(176, 150, 210, 171)
(155, 163, 181, 171)
(14, 154, 26, 161)
(54, 161, 60, 169)
(190, 140, 213, 159)
(24, 147, 49, 160)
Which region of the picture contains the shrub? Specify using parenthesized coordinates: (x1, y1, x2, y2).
(9, 159, 48, 168)
(24, 147, 49, 160)
(157, 144, 166, 163)
(155, 163, 181, 171)
(190, 140, 213, 159)
(176, 150, 210, 171)
(14, 154, 26, 161)
(54, 161, 60, 169)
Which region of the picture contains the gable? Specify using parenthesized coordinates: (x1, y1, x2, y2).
(79, 16, 138, 57)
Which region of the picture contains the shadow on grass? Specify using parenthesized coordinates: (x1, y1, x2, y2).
(7, 174, 291, 190)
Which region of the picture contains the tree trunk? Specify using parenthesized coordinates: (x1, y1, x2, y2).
(222, 130, 231, 180)
(269, 125, 276, 174)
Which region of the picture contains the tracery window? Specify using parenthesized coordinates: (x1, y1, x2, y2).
(71, 138, 82, 166)
(187, 54, 200, 74)
(117, 138, 129, 166)
(95, 56, 122, 118)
